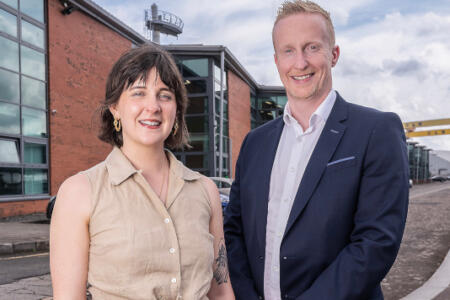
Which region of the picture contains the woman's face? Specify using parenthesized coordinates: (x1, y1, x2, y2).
(110, 67, 177, 150)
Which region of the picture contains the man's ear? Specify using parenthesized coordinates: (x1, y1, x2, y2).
(331, 45, 340, 67)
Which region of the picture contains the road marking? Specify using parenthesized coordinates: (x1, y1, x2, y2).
(0, 252, 48, 261)
(401, 249, 450, 300)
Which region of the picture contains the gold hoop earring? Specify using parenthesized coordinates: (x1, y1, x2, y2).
(172, 121, 179, 136)
(113, 118, 121, 132)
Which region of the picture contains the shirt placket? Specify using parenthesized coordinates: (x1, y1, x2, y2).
(134, 173, 182, 299)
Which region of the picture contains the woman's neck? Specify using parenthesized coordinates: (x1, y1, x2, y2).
(120, 142, 168, 176)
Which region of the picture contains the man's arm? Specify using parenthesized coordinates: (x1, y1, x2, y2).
(297, 112, 409, 300)
(224, 135, 261, 300)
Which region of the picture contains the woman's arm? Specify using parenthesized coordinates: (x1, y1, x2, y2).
(50, 173, 91, 299)
(203, 177, 235, 300)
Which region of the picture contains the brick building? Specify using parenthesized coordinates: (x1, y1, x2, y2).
(0, 0, 285, 217)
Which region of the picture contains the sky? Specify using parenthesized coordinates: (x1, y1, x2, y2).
(94, 0, 450, 151)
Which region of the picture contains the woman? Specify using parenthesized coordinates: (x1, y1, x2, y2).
(50, 44, 235, 300)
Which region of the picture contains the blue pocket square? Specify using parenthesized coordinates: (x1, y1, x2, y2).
(327, 156, 355, 166)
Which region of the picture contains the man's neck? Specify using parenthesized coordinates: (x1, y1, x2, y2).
(288, 90, 331, 131)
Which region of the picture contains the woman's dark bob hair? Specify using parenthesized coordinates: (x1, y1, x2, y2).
(98, 44, 189, 149)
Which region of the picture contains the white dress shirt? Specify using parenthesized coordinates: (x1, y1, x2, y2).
(263, 90, 336, 300)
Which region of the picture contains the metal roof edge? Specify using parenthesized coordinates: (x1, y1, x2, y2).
(68, 0, 148, 45)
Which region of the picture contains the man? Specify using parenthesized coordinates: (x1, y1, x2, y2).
(224, 1, 409, 299)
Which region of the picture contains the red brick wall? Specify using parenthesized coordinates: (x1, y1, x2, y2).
(0, 200, 48, 218)
(228, 71, 251, 178)
(48, 0, 131, 196)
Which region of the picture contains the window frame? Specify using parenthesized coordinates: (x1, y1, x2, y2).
(0, 0, 48, 201)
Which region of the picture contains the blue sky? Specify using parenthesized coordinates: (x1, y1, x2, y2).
(94, 0, 450, 151)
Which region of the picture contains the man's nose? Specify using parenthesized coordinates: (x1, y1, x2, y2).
(294, 51, 308, 69)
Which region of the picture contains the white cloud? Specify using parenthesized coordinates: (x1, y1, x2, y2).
(334, 12, 450, 150)
(93, 0, 450, 150)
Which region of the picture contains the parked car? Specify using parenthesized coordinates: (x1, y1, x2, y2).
(209, 177, 233, 211)
(46, 196, 57, 219)
(431, 175, 447, 182)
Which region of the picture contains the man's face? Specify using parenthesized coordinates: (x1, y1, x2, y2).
(273, 13, 339, 104)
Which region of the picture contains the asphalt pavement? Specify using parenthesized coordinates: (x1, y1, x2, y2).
(0, 181, 449, 300)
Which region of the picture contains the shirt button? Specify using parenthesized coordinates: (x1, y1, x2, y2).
(164, 218, 170, 224)
(283, 198, 289, 203)
(171, 277, 177, 283)
(169, 248, 175, 254)
(289, 167, 295, 172)
(277, 232, 282, 238)
(274, 266, 279, 272)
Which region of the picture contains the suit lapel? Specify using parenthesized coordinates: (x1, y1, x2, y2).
(255, 118, 284, 250)
(284, 95, 348, 236)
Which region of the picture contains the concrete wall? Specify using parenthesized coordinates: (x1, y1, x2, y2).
(228, 71, 251, 178)
(429, 152, 450, 176)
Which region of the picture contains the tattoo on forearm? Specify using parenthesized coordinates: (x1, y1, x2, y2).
(213, 238, 229, 285)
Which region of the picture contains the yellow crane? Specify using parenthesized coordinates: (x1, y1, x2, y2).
(403, 118, 450, 138)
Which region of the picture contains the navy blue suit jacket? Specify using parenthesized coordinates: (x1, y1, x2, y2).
(224, 93, 409, 300)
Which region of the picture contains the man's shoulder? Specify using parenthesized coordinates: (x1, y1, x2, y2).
(248, 117, 283, 137)
(339, 95, 400, 125)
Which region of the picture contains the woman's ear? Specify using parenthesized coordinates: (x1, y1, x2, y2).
(109, 104, 119, 119)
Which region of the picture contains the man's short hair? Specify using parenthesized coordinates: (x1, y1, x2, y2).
(273, 0, 335, 47)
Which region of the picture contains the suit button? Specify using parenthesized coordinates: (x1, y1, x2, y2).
(259, 256, 263, 260)
(282, 256, 288, 260)
(258, 296, 263, 300)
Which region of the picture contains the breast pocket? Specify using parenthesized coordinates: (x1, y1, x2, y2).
(326, 156, 357, 172)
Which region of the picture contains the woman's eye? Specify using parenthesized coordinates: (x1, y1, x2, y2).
(159, 93, 173, 101)
(132, 91, 144, 97)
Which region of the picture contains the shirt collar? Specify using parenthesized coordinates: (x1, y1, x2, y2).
(283, 89, 336, 128)
(105, 147, 201, 186)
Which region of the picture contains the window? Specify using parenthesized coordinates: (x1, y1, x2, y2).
(0, 0, 47, 199)
(173, 58, 210, 175)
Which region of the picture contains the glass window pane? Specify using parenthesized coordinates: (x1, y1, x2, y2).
(0, 8, 17, 37)
(185, 79, 206, 94)
(187, 96, 207, 114)
(186, 115, 208, 134)
(0, 68, 19, 103)
(21, 76, 46, 109)
(24, 142, 45, 164)
(20, 0, 44, 23)
(187, 134, 208, 152)
(22, 107, 47, 137)
(21, 45, 45, 80)
(0, 102, 20, 134)
(0, 167, 22, 195)
(24, 168, 47, 194)
(182, 59, 208, 77)
(185, 155, 208, 169)
(21, 19, 44, 48)
(0, 0, 17, 9)
(0, 139, 20, 163)
(0, 36, 19, 71)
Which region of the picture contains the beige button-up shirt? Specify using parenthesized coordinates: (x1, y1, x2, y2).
(82, 147, 214, 300)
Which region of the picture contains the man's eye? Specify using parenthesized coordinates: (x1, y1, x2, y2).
(308, 44, 319, 51)
(132, 91, 144, 97)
